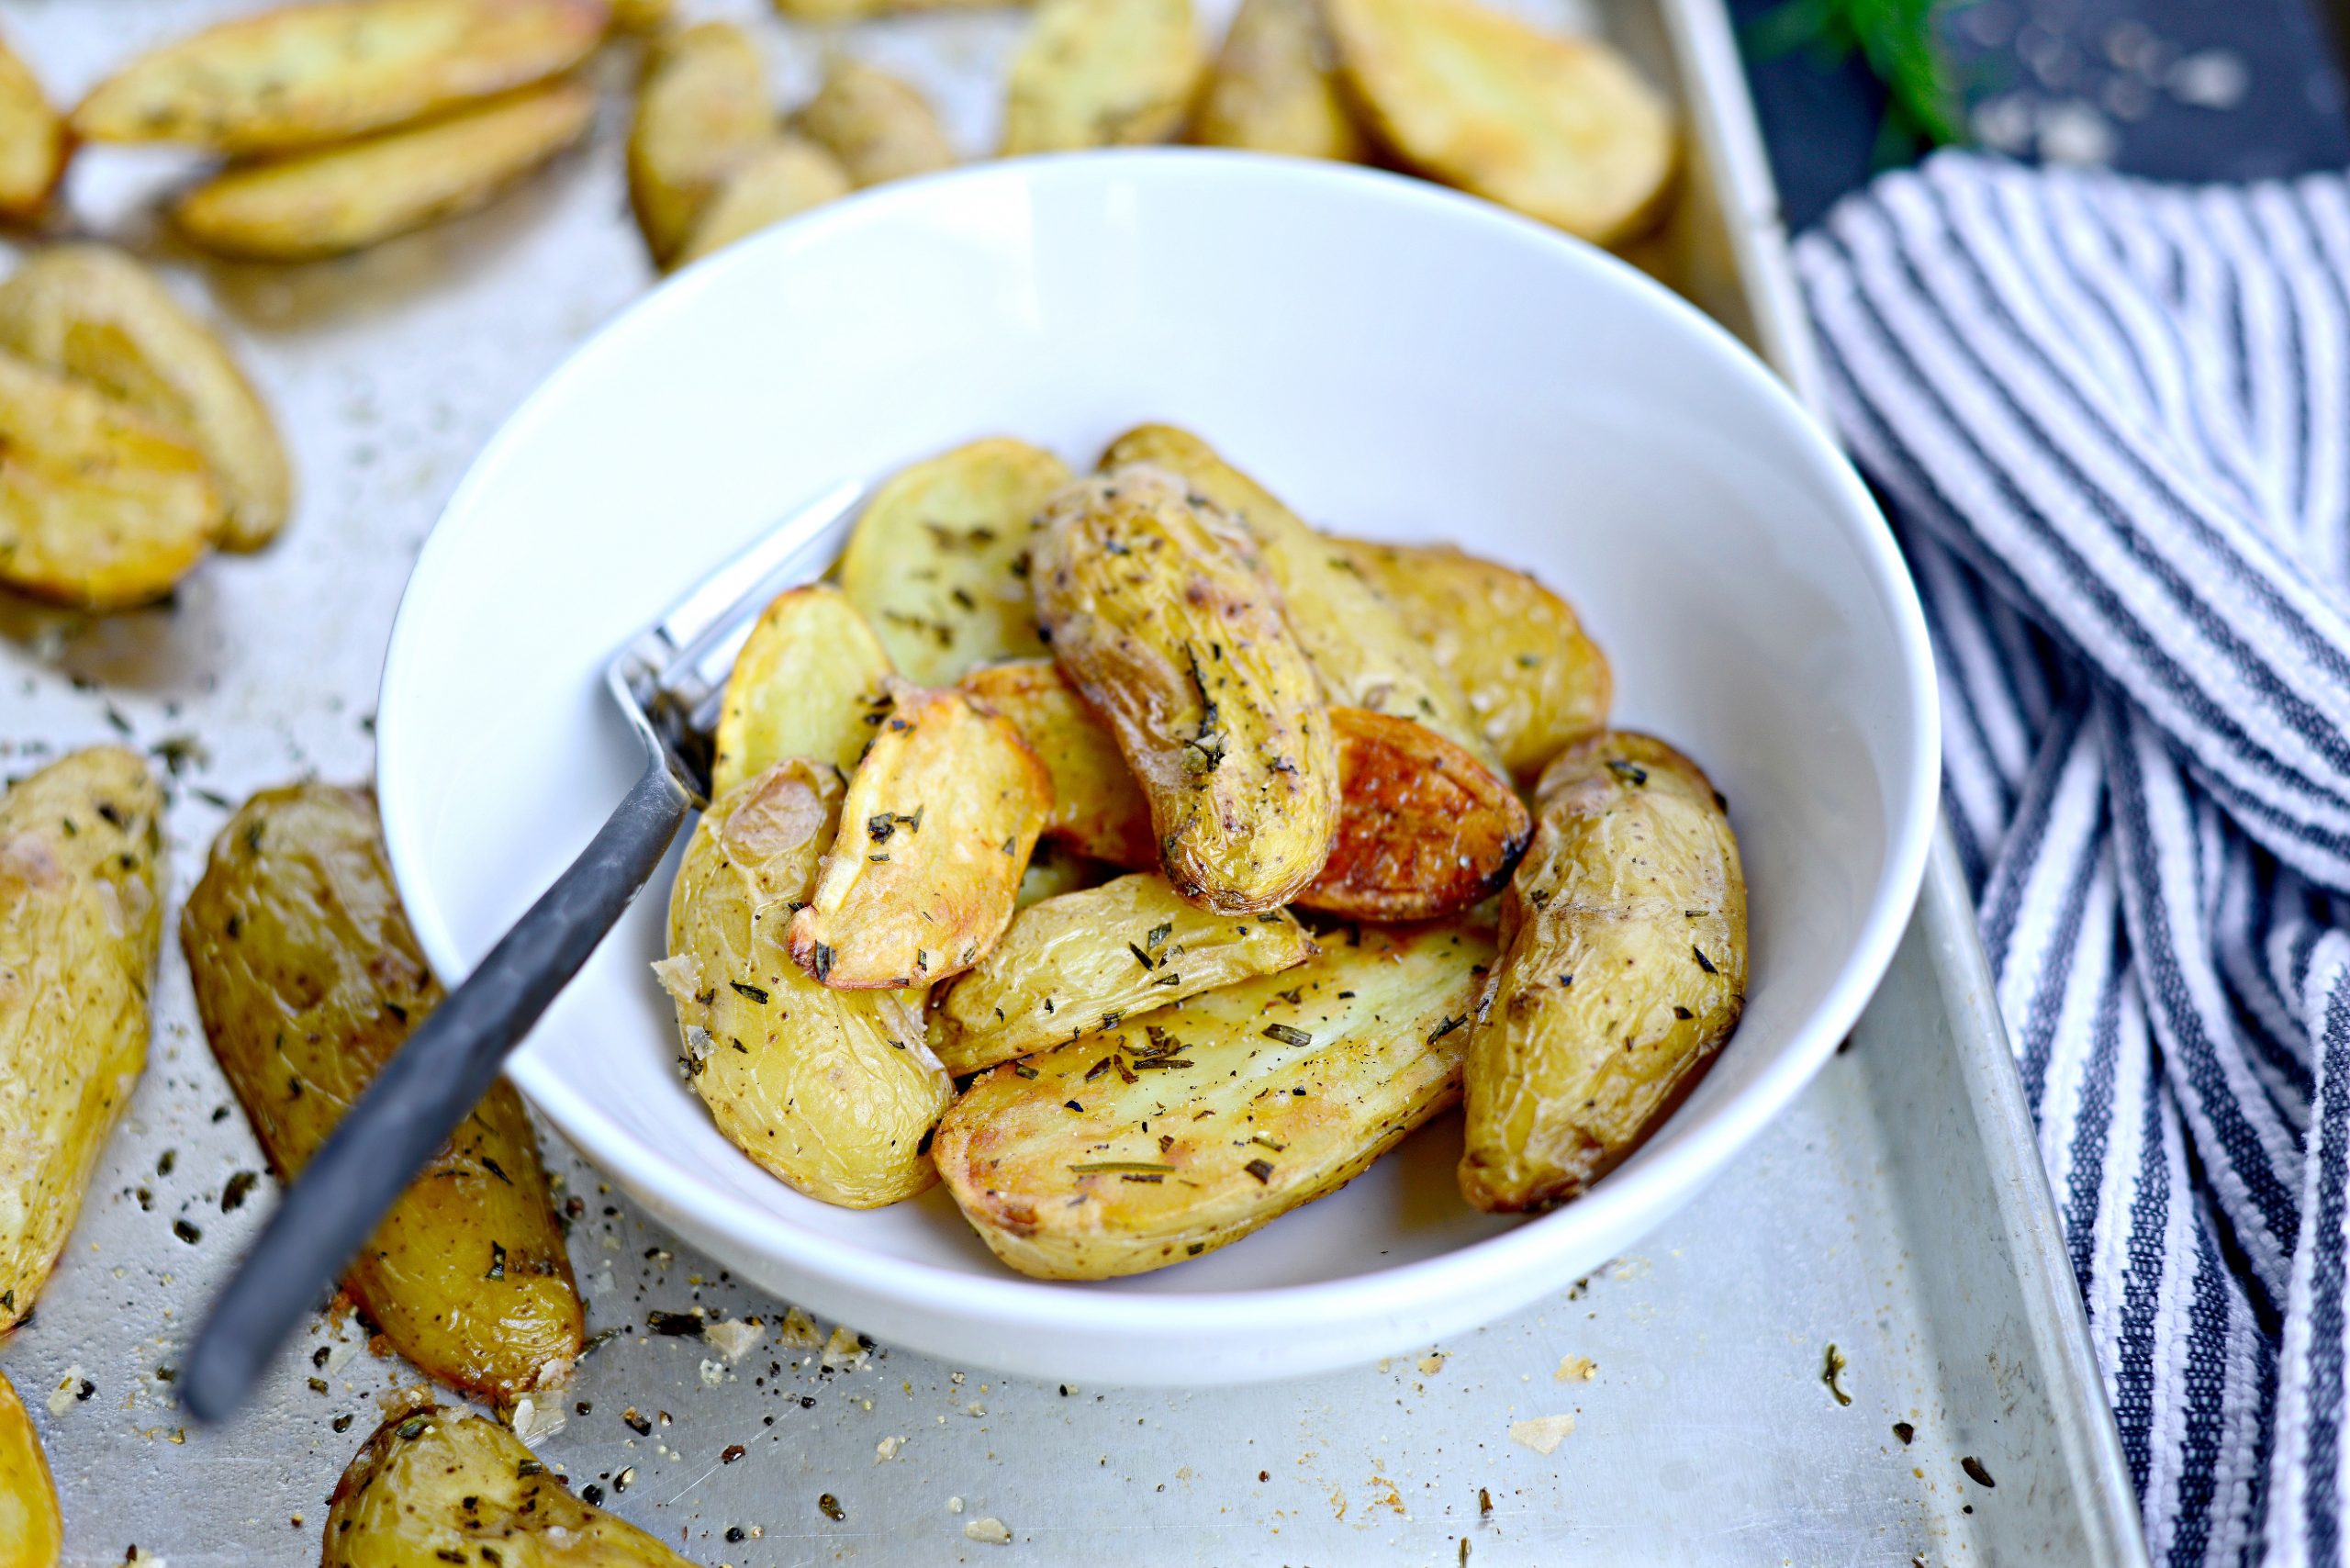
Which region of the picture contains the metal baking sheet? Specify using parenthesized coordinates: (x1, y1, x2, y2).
(0, 0, 2145, 1562)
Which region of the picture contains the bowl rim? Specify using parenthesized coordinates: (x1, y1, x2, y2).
(379, 147, 1941, 1336)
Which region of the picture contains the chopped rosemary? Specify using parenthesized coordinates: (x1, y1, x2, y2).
(1262, 1023, 1313, 1047)
(1243, 1158, 1275, 1184)
(1693, 946, 1718, 975)
(1069, 1161, 1175, 1175)
(730, 980, 768, 1004)
(1146, 922, 1172, 950)
(1606, 759, 1649, 786)
(1128, 942, 1157, 969)
(1427, 1015, 1466, 1044)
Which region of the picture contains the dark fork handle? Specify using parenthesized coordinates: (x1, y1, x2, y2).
(179, 759, 693, 1425)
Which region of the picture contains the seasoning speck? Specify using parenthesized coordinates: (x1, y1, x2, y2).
(818, 1493, 845, 1521)
(1961, 1456, 1997, 1488)
(1822, 1343, 1852, 1406)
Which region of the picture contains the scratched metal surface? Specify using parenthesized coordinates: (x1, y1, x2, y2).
(0, 0, 2142, 1562)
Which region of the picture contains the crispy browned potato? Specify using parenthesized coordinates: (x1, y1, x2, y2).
(1001, 0, 1204, 153)
(931, 870, 1315, 1074)
(629, 21, 775, 267)
(1099, 424, 1495, 771)
(0, 39, 65, 219)
(838, 440, 1072, 684)
(0, 748, 161, 1330)
(1298, 706, 1529, 921)
(1325, 0, 1675, 246)
(73, 0, 607, 154)
(787, 680, 1051, 989)
(1033, 464, 1337, 913)
(1460, 733, 1744, 1213)
(1192, 0, 1363, 161)
(959, 658, 1152, 868)
(661, 759, 948, 1207)
(936, 918, 1493, 1279)
(1337, 537, 1609, 784)
(0, 245, 291, 552)
(675, 136, 850, 266)
(713, 583, 896, 797)
(0, 1371, 62, 1568)
(799, 58, 956, 188)
(173, 79, 596, 262)
(181, 784, 583, 1399)
(323, 1406, 698, 1568)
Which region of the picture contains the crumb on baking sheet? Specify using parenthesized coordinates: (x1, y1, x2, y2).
(965, 1517, 1013, 1544)
(1556, 1356, 1596, 1382)
(1507, 1415, 1574, 1454)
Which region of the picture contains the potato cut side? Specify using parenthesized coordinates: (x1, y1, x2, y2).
(1192, 0, 1364, 162)
(629, 21, 775, 266)
(775, 0, 1018, 20)
(0, 1372, 62, 1568)
(712, 583, 896, 795)
(173, 79, 596, 262)
(931, 870, 1317, 1075)
(0, 39, 65, 218)
(1298, 706, 1531, 921)
(1001, 0, 1204, 153)
(799, 58, 957, 189)
(1325, 0, 1675, 245)
(788, 680, 1052, 989)
(935, 917, 1494, 1279)
(1460, 732, 1745, 1214)
(960, 657, 1154, 868)
(675, 136, 851, 267)
(73, 0, 608, 154)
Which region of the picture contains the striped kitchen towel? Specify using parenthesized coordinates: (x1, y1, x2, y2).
(1794, 151, 2350, 1567)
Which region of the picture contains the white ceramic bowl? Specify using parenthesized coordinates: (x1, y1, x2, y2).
(377, 151, 1937, 1386)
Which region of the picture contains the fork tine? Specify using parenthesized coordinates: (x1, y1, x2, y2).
(652, 477, 867, 659)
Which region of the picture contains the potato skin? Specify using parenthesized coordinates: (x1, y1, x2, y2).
(0, 748, 161, 1331)
(1299, 706, 1530, 921)
(713, 584, 895, 796)
(1032, 465, 1337, 913)
(323, 1406, 696, 1568)
(1338, 537, 1609, 784)
(0, 1371, 62, 1568)
(787, 681, 1052, 989)
(0, 39, 65, 219)
(799, 58, 956, 189)
(1460, 733, 1745, 1214)
(629, 22, 774, 267)
(675, 136, 850, 267)
(936, 918, 1494, 1279)
(1192, 0, 1364, 162)
(663, 760, 949, 1208)
(1001, 0, 1204, 153)
(181, 784, 582, 1399)
(959, 658, 1153, 868)
(930, 870, 1316, 1075)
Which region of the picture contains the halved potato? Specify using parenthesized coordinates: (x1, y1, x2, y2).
(838, 439, 1071, 685)
(0, 245, 291, 552)
(935, 918, 1494, 1279)
(1300, 705, 1530, 921)
(1337, 536, 1609, 783)
(787, 680, 1052, 989)
(1460, 732, 1744, 1213)
(629, 21, 775, 266)
(1324, 0, 1675, 246)
(0, 38, 65, 218)
(675, 135, 850, 266)
(73, 0, 608, 154)
(173, 79, 597, 262)
(712, 583, 895, 797)
(662, 759, 948, 1207)
(0, 748, 162, 1330)
(776, 0, 1015, 18)
(611, 0, 674, 27)
(0, 348, 220, 610)
(799, 58, 957, 189)
(1001, 0, 1203, 153)
(0, 1371, 62, 1568)
(1192, 0, 1363, 161)
(930, 870, 1316, 1075)
(960, 657, 1151, 868)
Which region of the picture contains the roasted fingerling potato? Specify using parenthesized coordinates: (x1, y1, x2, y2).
(936, 917, 1494, 1279)
(323, 1406, 698, 1568)
(629, 21, 777, 267)
(959, 657, 1154, 868)
(713, 583, 897, 795)
(1299, 705, 1530, 921)
(1001, 0, 1205, 154)
(676, 136, 850, 266)
(181, 784, 584, 1400)
(0, 1371, 62, 1568)
(799, 58, 957, 189)
(1017, 838, 1111, 907)
(662, 759, 949, 1208)
(775, 0, 1018, 20)
(930, 870, 1316, 1075)
(787, 679, 1052, 989)
(73, 0, 608, 155)
(1460, 732, 1745, 1214)
(0, 245, 292, 552)
(0, 39, 66, 220)
(0, 748, 162, 1330)
(1192, 0, 1364, 162)
(838, 438, 1072, 684)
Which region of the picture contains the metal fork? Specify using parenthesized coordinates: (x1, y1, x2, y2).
(178, 478, 868, 1425)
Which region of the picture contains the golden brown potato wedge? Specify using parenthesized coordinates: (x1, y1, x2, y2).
(173, 79, 596, 262)
(0, 39, 65, 219)
(181, 784, 583, 1399)
(931, 870, 1316, 1074)
(675, 135, 850, 266)
(1337, 537, 1609, 784)
(1001, 0, 1204, 153)
(73, 0, 607, 154)
(661, 760, 948, 1208)
(776, 0, 1014, 18)
(0, 1371, 62, 1568)
(936, 918, 1494, 1279)
(324, 1406, 697, 1568)
(1017, 838, 1109, 907)
(959, 657, 1153, 868)
(1032, 464, 1337, 913)
(0, 748, 161, 1330)
(1099, 424, 1495, 770)
(629, 21, 775, 267)
(787, 680, 1051, 989)
(1324, 0, 1675, 246)
(1192, 0, 1363, 161)
(799, 58, 957, 189)
(611, 0, 674, 27)
(1299, 705, 1530, 921)
(1460, 733, 1744, 1213)
(713, 583, 895, 796)
(0, 245, 291, 552)
(839, 440, 1071, 685)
